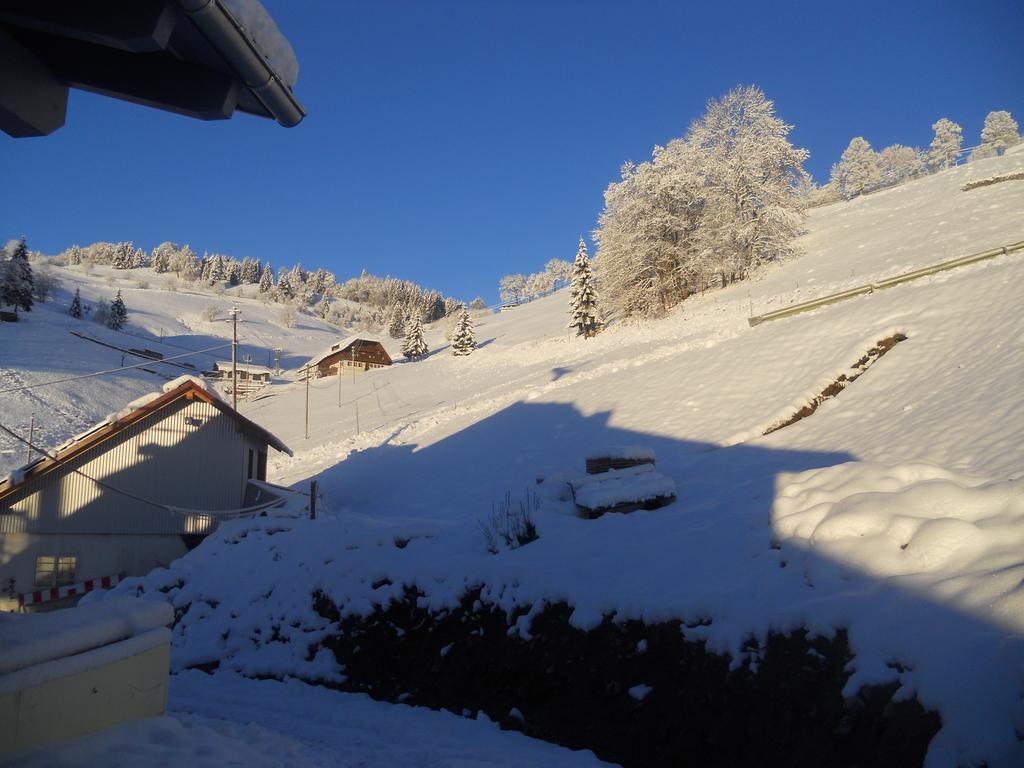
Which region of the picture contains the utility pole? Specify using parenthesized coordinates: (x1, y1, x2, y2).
(305, 364, 310, 440)
(229, 305, 240, 411)
(309, 479, 317, 520)
(273, 347, 283, 373)
(337, 360, 342, 407)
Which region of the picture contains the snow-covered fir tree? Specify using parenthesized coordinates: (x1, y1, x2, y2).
(1, 238, 35, 313)
(130, 247, 146, 269)
(210, 255, 226, 283)
(241, 258, 260, 284)
(568, 236, 601, 338)
(831, 137, 882, 199)
(258, 264, 274, 293)
(926, 118, 963, 171)
(111, 241, 134, 269)
(69, 288, 82, 319)
(977, 110, 1020, 158)
(107, 290, 128, 330)
(386, 303, 407, 339)
(275, 267, 293, 300)
(450, 309, 475, 356)
(314, 293, 331, 318)
(402, 312, 429, 359)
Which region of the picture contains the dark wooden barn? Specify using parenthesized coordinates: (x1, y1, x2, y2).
(307, 339, 393, 378)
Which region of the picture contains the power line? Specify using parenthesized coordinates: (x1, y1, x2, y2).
(0, 343, 231, 396)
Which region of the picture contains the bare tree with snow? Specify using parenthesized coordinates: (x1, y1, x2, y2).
(926, 118, 963, 172)
(973, 110, 1020, 160)
(831, 137, 882, 199)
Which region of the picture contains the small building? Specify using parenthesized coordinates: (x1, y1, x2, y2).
(0, 376, 290, 612)
(206, 361, 273, 397)
(306, 339, 393, 378)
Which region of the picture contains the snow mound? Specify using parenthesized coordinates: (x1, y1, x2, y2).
(772, 461, 1024, 767)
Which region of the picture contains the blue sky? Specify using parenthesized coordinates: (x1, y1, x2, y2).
(2, 0, 1022, 302)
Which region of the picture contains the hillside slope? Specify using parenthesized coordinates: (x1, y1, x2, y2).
(6, 150, 1024, 765)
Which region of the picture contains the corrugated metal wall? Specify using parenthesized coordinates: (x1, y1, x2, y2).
(0, 399, 260, 535)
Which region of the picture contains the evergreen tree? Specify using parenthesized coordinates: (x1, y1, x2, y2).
(451, 308, 475, 356)
(107, 290, 128, 330)
(387, 303, 407, 339)
(69, 288, 82, 319)
(315, 293, 331, 318)
(258, 264, 274, 293)
(227, 259, 241, 286)
(402, 312, 429, 359)
(276, 266, 292, 300)
(210, 255, 226, 283)
(926, 118, 963, 172)
(568, 236, 601, 338)
(130, 247, 146, 269)
(1, 238, 35, 313)
(112, 241, 133, 269)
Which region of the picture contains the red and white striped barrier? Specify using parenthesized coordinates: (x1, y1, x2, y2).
(18, 573, 121, 609)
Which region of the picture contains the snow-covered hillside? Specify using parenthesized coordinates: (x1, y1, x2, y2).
(5, 149, 1024, 766)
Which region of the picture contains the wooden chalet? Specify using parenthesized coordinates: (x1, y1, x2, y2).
(307, 339, 392, 378)
(0, 376, 290, 612)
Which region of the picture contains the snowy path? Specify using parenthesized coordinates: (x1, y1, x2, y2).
(8, 671, 614, 768)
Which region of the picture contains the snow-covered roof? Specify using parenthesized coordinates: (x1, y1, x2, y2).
(0, 376, 291, 494)
(306, 338, 389, 369)
(214, 361, 274, 375)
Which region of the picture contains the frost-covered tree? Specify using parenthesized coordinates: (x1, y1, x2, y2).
(544, 258, 573, 286)
(498, 273, 527, 305)
(926, 118, 963, 172)
(209, 254, 226, 283)
(130, 247, 146, 269)
(386, 303, 407, 339)
(111, 241, 134, 269)
(877, 144, 922, 188)
(450, 309, 475, 355)
(275, 266, 293, 300)
(525, 270, 555, 300)
(151, 242, 178, 274)
(469, 297, 488, 311)
(258, 264, 274, 293)
(831, 137, 881, 199)
(1, 238, 35, 313)
(314, 293, 331, 318)
(107, 290, 128, 330)
(568, 236, 600, 338)
(978, 110, 1020, 157)
(596, 85, 807, 319)
(402, 313, 429, 359)
(240, 257, 260, 284)
(69, 288, 82, 319)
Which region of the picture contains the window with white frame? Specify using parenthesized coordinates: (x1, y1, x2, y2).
(34, 554, 77, 588)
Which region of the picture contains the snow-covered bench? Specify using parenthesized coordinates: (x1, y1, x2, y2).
(571, 463, 677, 519)
(0, 597, 172, 756)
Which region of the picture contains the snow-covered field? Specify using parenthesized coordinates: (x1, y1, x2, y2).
(3, 149, 1024, 765)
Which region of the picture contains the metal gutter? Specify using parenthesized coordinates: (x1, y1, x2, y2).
(174, 0, 305, 127)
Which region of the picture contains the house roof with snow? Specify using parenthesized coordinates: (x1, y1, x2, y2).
(306, 339, 393, 370)
(0, 0, 305, 138)
(213, 361, 274, 376)
(0, 376, 290, 498)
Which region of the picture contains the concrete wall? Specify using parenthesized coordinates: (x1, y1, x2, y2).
(0, 639, 169, 754)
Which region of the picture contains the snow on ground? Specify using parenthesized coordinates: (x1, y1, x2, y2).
(7, 670, 612, 768)
(8, 153, 1024, 765)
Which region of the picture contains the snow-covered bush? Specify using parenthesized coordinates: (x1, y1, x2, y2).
(479, 490, 539, 554)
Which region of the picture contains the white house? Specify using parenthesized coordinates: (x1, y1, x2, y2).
(0, 376, 291, 612)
